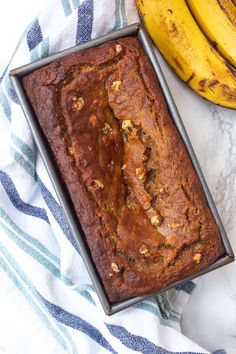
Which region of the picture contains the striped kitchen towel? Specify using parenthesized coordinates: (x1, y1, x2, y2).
(0, 0, 213, 353)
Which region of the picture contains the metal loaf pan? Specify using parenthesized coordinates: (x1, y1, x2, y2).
(10, 23, 234, 315)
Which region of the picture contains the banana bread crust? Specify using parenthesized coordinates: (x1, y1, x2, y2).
(23, 37, 224, 302)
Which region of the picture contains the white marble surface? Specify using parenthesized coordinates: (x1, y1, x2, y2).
(157, 53, 236, 354)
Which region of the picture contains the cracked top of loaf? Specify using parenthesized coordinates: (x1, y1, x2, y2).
(23, 37, 224, 302)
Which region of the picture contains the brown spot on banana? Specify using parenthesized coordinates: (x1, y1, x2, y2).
(185, 72, 196, 84)
(167, 8, 173, 14)
(138, 0, 144, 6)
(199, 78, 207, 92)
(221, 84, 236, 100)
(217, 0, 236, 28)
(224, 61, 236, 77)
(172, 57, 184, 73)
(210, 41, 218, 50)
(209, 80, 219, 87)
(169, 22, 178, 34)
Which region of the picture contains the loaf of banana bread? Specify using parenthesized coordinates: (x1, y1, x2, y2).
(23, 37, 224, 302)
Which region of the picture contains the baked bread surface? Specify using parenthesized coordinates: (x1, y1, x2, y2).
(23, 37, 224, 302)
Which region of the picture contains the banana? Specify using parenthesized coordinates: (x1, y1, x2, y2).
(136, 0, 236, 108)
(186, 0, 236, 68)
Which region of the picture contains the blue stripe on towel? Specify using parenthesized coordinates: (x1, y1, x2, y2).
(0, 242, 78, 354)
(38, 293, 118, 354)
(156, 293, 181, 322)
(121, 0, 127, 27)
(73, 284, 96, 305)
(0, 221, 64, 281)
(61, 0, 72, 16)
(30, 47, 39, 62)
(106, 324, 204, 354)
(175, 281, 196, 294)
(11, 148, 35, 178)
(41, 37, 50, 58)
(10, 147, 80, 252)
(77, 289, 96, 306)
(76, 0, 94, 44)
(0, 208, 95, 305)
(0, 208, 58, 265)
(0, 87, 11, 120)
(133, 301, 170, 326)
(0, 255, 68, 352)
(114, 0, 122, 30)
(36, 175, 80, 253)
(72, 0, 81, 9)
(26, 19, 43, 51)
(0, 170, 49, 223)
(4, 77, 19, 104)
(11, 133, 35, 163)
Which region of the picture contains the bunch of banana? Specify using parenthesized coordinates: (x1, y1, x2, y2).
(136, 0, 236, 109)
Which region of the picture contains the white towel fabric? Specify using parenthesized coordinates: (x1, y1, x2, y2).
(0, 1, 231, 353)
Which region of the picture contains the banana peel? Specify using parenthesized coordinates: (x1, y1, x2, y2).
(186, 0, 236, 68)
(136, 0, 236, 109)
